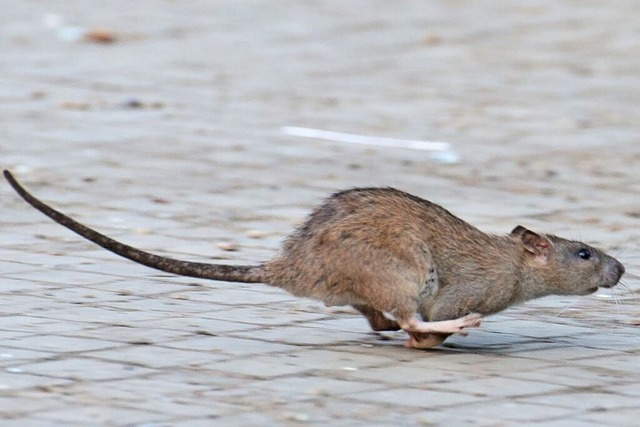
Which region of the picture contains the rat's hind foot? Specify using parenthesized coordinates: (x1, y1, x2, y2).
(405, 332, 450, 349)
(398, 313, 482, 335)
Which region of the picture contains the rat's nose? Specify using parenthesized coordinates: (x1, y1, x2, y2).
(610, 259, 625, 285)
(601, 258, 624, 288)
(615, 260, 625, 281)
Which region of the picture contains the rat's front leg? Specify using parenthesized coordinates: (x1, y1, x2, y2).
(396, 313, 482, 336)
(401, 309, 481, 349)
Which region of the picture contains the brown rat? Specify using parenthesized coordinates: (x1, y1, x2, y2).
(4, 170, 624, 348)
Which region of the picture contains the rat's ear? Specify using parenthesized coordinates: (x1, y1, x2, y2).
(514, 227, 553, 258)
(510, 225, 528, 237)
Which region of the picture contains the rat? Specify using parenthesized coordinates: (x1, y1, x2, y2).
(3, 169, 624, 348)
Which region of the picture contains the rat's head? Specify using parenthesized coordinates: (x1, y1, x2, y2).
(511, 225, 625, 297)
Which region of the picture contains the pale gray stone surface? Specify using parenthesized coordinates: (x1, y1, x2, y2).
(1, 1, 639, 425)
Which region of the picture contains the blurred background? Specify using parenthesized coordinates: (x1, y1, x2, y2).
(3, 0, 639, 278)
(3, 0, 639, 245)
(1, 2, 639, 424)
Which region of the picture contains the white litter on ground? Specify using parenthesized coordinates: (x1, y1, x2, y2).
(281, 126, 459, 164)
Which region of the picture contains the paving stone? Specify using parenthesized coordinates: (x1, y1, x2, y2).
(66, 379, 240, 419)
(504, 366, 627, 389)
(448, 400, 577, 423)
(62, 324, 192, 345)
(0, 348, 54, 363)
(89, 344, 227, 369)
(177, 287, 296, 307)
(304, 315, 377, 334)
(430, 376, 566, 398)
(350, 386, 487, 409)
(0, 314, 90, 335)
(16, 356, 156, 381)
(4, 335, 123, 353)
(0, 277, 66, 293)
(0, 392, 71, 419)
(0, 330, 31, 340)
(604, 383, 640, 398)
(200, 304, 330, 327)
(577, 408, 640, 427)
(184, 412, 279, 427)
(0, 1, 639, 425)
(0, 372, 72, 391)
(33, 405, 164, 425)
(161, 335, 298, 357)
(0, 419, 71, 427)
(342, 361, 485, 386)
(141, 315, 261, 334)
(517, 391, 640, 412)
(44, 303, 172, 323)
(255, 375, 382, 398)
(517, 418, 602, 427)
(283, 348, 396, 371)
(513, 346, 628, 362)
(232, 324, 365, 346)
(2, 268, 125, 286)
(199, 356, 314, 379)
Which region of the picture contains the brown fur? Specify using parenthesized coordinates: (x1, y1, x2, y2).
(4, 171, 624, 348)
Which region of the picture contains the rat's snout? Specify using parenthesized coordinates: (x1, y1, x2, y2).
(601, 259, 625, 288)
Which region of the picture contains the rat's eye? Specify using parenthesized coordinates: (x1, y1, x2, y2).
(578, 248, 591, 260)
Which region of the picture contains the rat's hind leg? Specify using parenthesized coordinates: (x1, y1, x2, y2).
(353, 304, 400, 331)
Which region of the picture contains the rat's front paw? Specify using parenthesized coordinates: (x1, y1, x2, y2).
(447, 313, 482, 335)
(459, 313, 482, 329)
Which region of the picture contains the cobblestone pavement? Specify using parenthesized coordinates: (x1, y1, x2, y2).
(1, 1, 640, 426)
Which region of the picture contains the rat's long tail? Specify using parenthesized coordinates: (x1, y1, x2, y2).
(3, 170, 265, 283)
